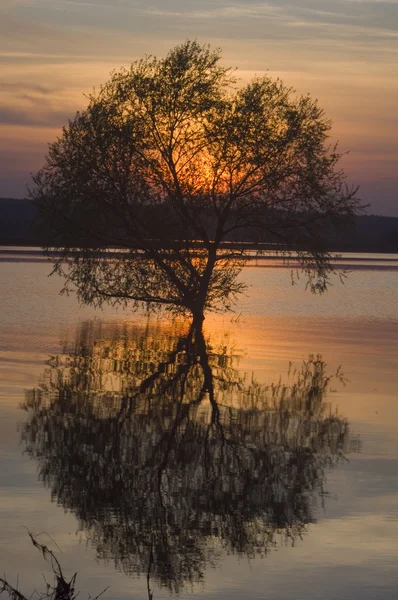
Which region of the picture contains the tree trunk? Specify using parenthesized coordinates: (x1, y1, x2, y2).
(190, 245, 217, 322)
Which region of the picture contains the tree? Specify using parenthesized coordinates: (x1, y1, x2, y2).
(32, 41, 361, 322)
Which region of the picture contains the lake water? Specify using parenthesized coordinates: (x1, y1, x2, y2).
(1, 250, 398, 599)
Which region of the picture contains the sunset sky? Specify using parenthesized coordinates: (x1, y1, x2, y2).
(0, 0, 397, 215)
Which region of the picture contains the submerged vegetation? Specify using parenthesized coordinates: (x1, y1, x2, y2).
(0, 531, 107, 600)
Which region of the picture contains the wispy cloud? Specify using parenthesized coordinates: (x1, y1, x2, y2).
(0, 105, 72, 127)
(142, 3, 283, 20)
(140, 0, 398, 35)
(0, 81, 56, 94)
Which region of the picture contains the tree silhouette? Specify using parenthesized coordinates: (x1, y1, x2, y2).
(21, 319, 357, 594)
(31, 41, 361, 322)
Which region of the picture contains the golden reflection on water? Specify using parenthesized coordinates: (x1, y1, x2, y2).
(16, 316, 361, 594)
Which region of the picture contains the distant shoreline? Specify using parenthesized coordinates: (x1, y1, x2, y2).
(1, 246, 398, 272)
(1, 197, 398, 253)
(1, 244, 398, 257)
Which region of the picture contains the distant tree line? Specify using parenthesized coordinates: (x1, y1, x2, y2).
(1, 196, 397, 252)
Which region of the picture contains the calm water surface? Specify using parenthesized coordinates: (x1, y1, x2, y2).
(1, 252, 398, 599)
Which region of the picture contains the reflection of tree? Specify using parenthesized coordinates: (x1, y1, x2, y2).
(21, 319, 355, 594)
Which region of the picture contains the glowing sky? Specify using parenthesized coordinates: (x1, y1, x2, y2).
(0, 0, 397, 215)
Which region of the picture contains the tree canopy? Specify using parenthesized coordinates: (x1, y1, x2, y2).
(32, 40, 361, 318)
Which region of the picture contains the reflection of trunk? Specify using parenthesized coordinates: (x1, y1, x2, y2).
(192, 323, 220, 425)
